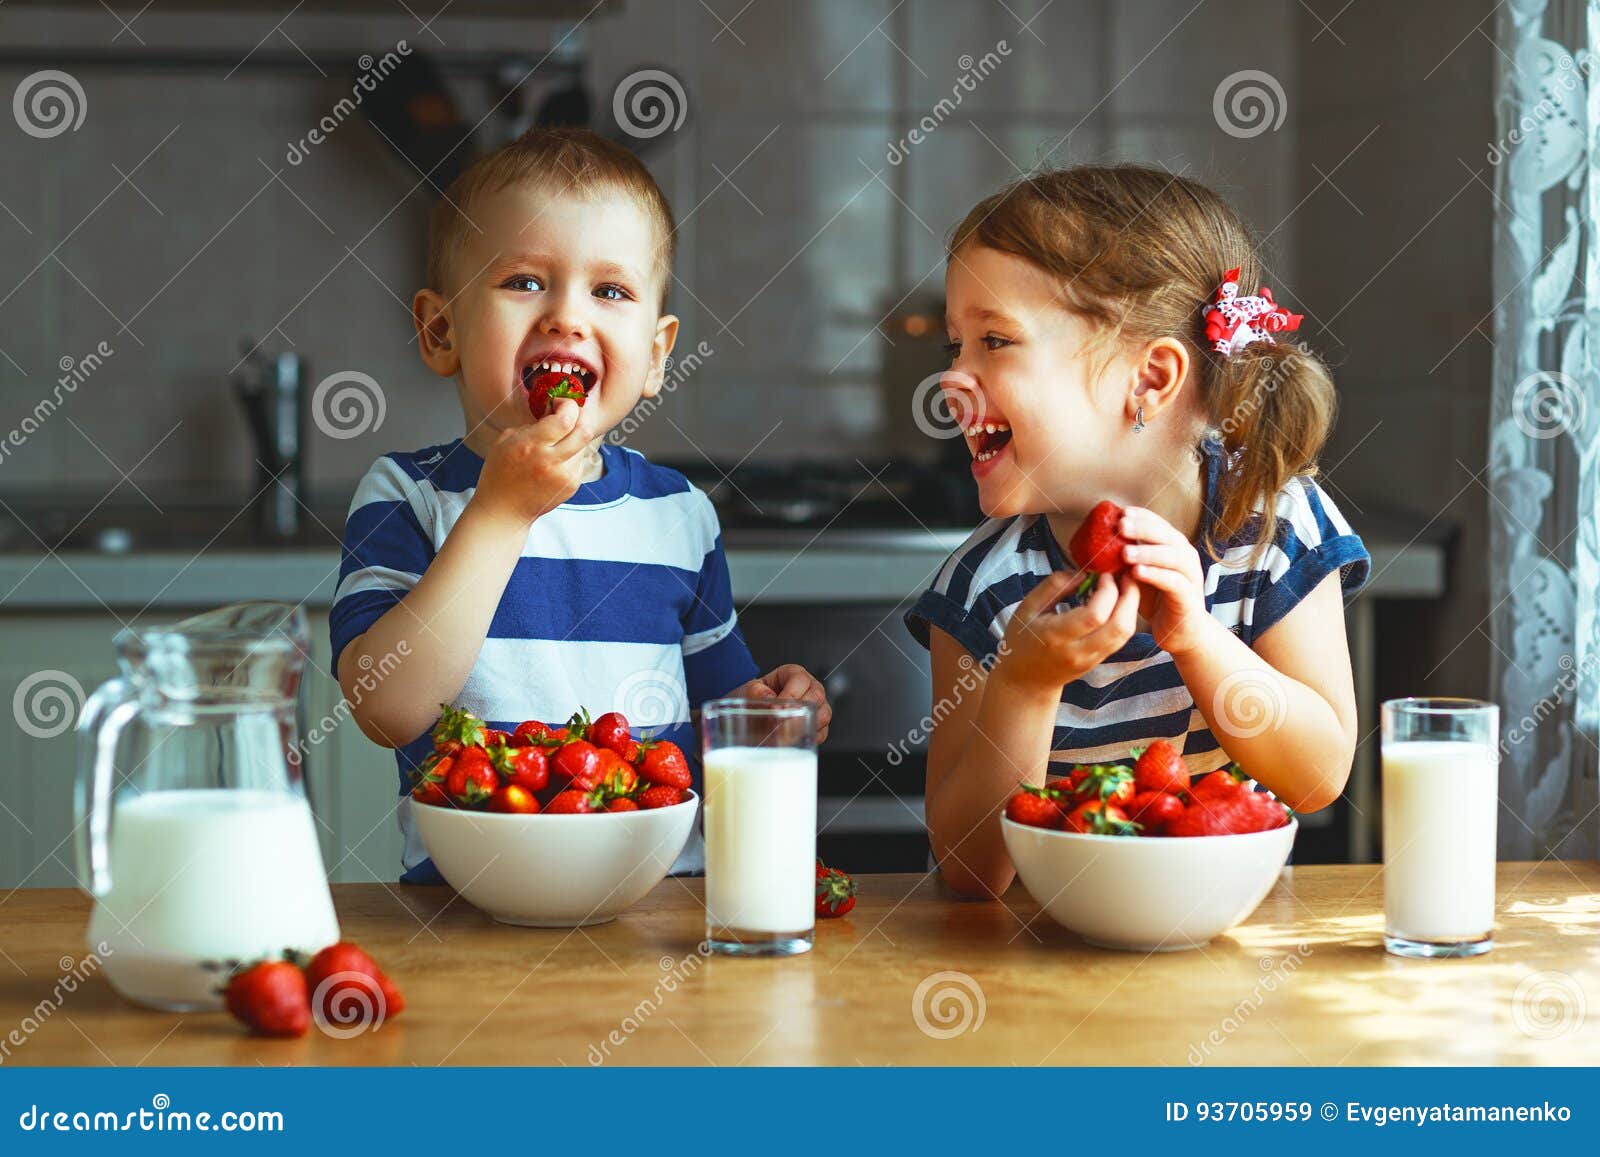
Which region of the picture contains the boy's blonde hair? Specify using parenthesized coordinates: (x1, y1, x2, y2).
(951, 164, 1336, 561)
(427, 127, 676, 308)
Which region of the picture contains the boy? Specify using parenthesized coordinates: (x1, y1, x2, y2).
(331, 128, 830, 883)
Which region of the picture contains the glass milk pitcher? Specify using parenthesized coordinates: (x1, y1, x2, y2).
(75, 601, 340, 1010)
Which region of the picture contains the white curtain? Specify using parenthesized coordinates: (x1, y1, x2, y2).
(1491, 0, 1600, 859)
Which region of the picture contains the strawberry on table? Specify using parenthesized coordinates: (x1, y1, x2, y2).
(636, 739, 692, 791)
(815, 859, 857, 918)
(223, 960, 310, 1038)
(1131, 740, 1190, 795)
(303, 941, 405, 1024)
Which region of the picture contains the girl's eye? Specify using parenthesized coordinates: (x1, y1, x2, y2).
(594, 284, 632, 302)
(942, 340, 961, 358)
(503, 275, 543, 292)
(982, 335, 1012, 350)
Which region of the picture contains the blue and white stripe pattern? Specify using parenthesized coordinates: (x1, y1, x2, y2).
(330, 439, 759, 882)
(905, 439, 1370, 774)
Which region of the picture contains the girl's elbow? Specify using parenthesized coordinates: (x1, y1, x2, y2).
(930, 839, 1015, 899)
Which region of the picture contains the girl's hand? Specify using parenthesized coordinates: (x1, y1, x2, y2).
(730, 664, 833, 743)
(991, 567, 1140, 698)
(1120, 505, 1212, 657)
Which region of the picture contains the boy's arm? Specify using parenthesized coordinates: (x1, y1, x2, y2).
(338, 401, 592, 747)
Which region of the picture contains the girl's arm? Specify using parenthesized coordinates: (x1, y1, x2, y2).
(1166, 574, 1357, 811)
(924, 572, 1140, 899)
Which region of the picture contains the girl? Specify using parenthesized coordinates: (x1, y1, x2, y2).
(906, 165, 1370, 899)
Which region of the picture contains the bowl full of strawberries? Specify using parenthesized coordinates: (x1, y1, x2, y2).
(1000, 741, 1297, 952)
(409, 704, 698, 927)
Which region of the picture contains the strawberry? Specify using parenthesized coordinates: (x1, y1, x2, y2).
(636, 784, 684, 810)
(1005, 784, 1065, 828)
(410, 756, 451, 807)
(1190, 768, 1247, 802)
(488, 784, 541, 814)
(551, 738, 605, 792)
(588, 710, 632, 757)
(815, 860, 857, 918)
(1078, 764, 1135, 807)
(303, 941, 405, 1025)
(1062, 799, 1139, 836)
(1067, 500, 1130, 595)
(223, 960, 310, 1038)
(431, 703, 485, 756)
(1127, 790, 1185, 835)
(636, 739, 691, 791)
(482, 727, 512, 749)
(1169, 789, 1287, 836)
(512, 719, 553, 746)
(491, 743, 549, 793)
(545, 787, 604, 814)
(596, 748, 638, 796)
(444, 745, 498, 807)
(1131, 740, 1190, 795)
(605, 797, 639, 813)
(526, 369, 588, 419)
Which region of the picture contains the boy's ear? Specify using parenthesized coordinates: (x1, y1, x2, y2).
(642, 313, 681, 400)
(413, 289, 460, 377)
(1129, 336, 1189, 425)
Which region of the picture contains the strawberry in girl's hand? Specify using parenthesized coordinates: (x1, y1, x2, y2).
(636, 739, 692, 791)
(815, 859, 857, 917)
(303, 941, 405, 1025)
(526, 370, 588, 419)
(223, 960, 310, 1038)
(1131, 740, 1190, 795)
(1068, 500, 1131, 595)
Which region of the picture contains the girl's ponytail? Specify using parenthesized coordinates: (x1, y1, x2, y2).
(1205, 341, 1336, 561)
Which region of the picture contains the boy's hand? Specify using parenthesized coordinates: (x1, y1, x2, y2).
(991, 568, 1140, 699)
(730, 664, 833, 743)
(468, 400, 590, 528)
(1119, 505, 1212, 657)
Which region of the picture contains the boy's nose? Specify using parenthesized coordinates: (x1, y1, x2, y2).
(538, 296, 590, 339)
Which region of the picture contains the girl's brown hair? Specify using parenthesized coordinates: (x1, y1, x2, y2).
(949, 164, 1336, 560)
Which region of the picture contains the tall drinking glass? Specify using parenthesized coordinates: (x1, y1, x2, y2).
(1380, 698, 1499, 958)
(701, 699, 818, 956)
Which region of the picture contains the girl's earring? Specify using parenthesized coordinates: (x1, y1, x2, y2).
(1132, 405, 1146, 433)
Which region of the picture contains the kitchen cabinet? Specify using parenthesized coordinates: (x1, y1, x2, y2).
(0, 611, 402, 890)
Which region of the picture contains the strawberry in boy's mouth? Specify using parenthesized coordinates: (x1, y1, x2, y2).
(521, 353, 599, 419)
(965, 417, 1013, 477)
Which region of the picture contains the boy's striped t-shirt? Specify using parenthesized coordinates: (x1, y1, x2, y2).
(904, 439, 1371, 774)
(330, 439, 759, 882)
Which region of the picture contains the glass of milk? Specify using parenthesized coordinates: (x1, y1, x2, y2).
(1380, 698, 1499, 958)
(700, 698, 818, 956)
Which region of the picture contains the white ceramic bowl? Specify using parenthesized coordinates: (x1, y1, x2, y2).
(1001, 818, 1297, 951)
(413, 792, 698, 927)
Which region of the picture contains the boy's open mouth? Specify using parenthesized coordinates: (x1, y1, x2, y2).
(966, 419, 1013, 462)
(520, 353, 599, 395)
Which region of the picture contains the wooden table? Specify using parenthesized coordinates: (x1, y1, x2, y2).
(2, 864, 1596, 1066)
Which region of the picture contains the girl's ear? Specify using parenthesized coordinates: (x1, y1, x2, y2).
(1128, 336, 1190, 425)
(413, 289, 459, 377)
(642, 313, 681, 400)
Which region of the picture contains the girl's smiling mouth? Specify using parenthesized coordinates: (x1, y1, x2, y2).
(966, 419, 1013, 462)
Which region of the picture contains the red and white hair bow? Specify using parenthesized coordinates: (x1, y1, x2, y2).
(1201, 268, 1303, 356)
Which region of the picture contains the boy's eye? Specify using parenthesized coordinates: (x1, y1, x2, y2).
(503, 275, 543, 292)
(942, 340, 961, 358)
(982, 335, 1012, 350)
(594, 284, 632, 302)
